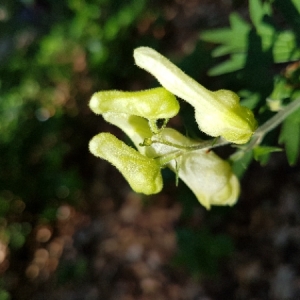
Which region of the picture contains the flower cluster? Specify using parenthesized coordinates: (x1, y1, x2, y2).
(89, 47, 257, 209)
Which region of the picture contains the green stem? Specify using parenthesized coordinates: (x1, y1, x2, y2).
(249, 97, 300, 149)
(256, 97, 300, 135)
(155, 150, 183, 166)
(151, 136, 229, 151)
(234, 97, 300, 154)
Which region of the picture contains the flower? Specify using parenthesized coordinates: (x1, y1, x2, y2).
(134, 47, 257, 144)
(150, 128, 240, 209)
(89, 87, 179, 120)
(89, 132, 163, 195)
(88, 47, 245, 208)
(103, 113, 240, 209)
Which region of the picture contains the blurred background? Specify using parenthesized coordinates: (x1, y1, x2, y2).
(1, 0, 300, 299)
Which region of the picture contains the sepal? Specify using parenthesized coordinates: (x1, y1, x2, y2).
(89, 87, 179, 120)
(89, 132, 163, 195)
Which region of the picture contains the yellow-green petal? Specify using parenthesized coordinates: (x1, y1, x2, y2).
(134, 47, 257, 144)
(89, 87, 179, 120)
(89, 133, 163, 195)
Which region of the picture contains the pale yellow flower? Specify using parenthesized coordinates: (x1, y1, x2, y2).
(134, 47, 257, 144)
(103, 113, 240, 209)
(89, 132, 163, 195)
(89, 87, 179, 120)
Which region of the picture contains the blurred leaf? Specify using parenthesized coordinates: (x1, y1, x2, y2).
(201, 13, 250, 56)
(253, 145, 282, 165)
(231, 150, 253, 179)
(208, 53, 245, 76)
(239, 90, 261, 110)
(201, 0, 300, 76)
(279, 107, 300, 165)
(0, 290, 10, 300)
(249, 0, 272, 29)
(273, 0, 300, 41)
(273, 31, 300, 63)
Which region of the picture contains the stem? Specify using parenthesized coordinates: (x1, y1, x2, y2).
(235, 97, 300, 153)
(256, 97, 300, 135)
(151, 136, 229, 152)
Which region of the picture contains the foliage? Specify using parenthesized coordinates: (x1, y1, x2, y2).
(200, 0, 300, 166)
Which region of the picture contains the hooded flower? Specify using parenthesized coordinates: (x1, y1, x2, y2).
(103, 113, 240, 209)
(133, 47, 257, 144)
(89, 132, 163, 195)
(89, 87, 179, 120)
(88, 47, 244, 208)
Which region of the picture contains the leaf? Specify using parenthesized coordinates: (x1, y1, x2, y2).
(279, 108, 300, 165)
(239, 90, 261, 110)
(291, 0, 300, 12)
(201, 13, 250, 75)
(201, 13, 250, 52)
(201, 28, 233, 44)
(249, 0, 264, 29)
(249, 0, 272, 29)
(253, 146, 282, 165)
(208, 54, 246, 76)
(231, 150, 253, 178)
(230, 13, 251, 36)
(273, 31, 300, 63)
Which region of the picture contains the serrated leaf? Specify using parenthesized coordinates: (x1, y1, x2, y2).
(230, 13, 251, 34)
(249, 0, 264, 28)
(208, 54, 246, 76)
(249, 0, 272, 29)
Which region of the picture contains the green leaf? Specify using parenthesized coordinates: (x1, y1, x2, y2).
(201, 28, 233, 44)
(279, 108, 300, 165)
(273, 31, 300, 63)
(249, 0, 272, 29)
(291, 0, 300, 12)
(208, 54, 246, 76)
(249, 0, 264, 29)
(239, 90, 261, 110)
(230, 13, 251, 36)
(253, 146, 282, 165)
(231, 150, 253, 178)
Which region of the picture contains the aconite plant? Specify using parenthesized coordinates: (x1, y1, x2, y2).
(89, 47, 300, 210)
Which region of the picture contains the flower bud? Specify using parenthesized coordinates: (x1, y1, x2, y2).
(89, 132, 163, 195)
(175, 150, 240, 210)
